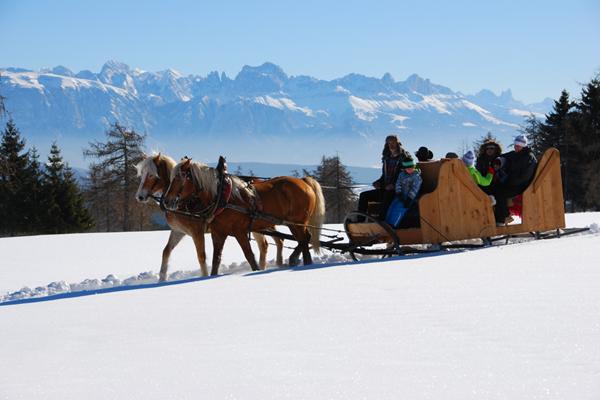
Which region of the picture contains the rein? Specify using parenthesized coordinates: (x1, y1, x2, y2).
(164, 157, 229, 223)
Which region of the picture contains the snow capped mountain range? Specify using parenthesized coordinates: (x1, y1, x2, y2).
(0, 61, 552, 167)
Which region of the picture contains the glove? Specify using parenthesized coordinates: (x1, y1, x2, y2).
(488, 166, 495, 175)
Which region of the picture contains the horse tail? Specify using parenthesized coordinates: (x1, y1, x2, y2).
(303, 176, 326, 254)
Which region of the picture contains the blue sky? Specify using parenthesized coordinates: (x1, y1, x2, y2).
(1, 0, 599, 103)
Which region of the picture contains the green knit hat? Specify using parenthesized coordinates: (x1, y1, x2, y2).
(402, 158, 416, 168)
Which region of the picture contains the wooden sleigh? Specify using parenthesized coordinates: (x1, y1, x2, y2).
(345, 148, 566, 248)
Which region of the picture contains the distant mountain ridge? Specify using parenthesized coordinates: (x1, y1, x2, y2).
(0, 61, 553, 167)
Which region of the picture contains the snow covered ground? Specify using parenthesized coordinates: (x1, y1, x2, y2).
(1, 213, 600, 399)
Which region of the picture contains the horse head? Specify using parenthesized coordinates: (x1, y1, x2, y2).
(163, 157, 197, 211)
(135, 153, 175, 203)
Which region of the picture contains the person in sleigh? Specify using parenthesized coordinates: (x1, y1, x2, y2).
(386, 158, 422, 228)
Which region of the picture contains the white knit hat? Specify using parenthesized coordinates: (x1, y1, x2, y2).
(514, 134, 528, 147)
(462, 150, 475, 167)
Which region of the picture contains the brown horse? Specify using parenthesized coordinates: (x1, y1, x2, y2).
(134, 153, 283, 281)
(162, 158, 326, 275)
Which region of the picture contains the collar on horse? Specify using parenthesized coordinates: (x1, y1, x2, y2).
(189, 155, 232, 223)
(159, 156, 232, 223)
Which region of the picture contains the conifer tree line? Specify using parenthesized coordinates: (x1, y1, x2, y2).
(0, 120, 92, 236)
(522, 75, 600, 210)
(0, 119, 159, 236)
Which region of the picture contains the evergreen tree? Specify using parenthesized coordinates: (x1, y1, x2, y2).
(521, 114, 545, 157)
(540, 90, 575, 149)
(522, 100, 583, 210)
(22, 146, 44, 231)
(62, 165, 94, 232)
(42, 143, 93, 233)
(575, 78, 600, 207)
(312, 155, 356, 223)
(537, 90, 581, 208)
(84, 122, 145, 231)
(42, 143, 65, 231)
(83, 163, 118, 232)
(524, 79, 600, 210)
(0, 119, 30, 235)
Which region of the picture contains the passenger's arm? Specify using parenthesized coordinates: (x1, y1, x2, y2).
(473, 169, 494, 186)
(408, 175, 423, 202)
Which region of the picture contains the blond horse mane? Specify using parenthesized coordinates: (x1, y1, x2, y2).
(171, 159, 254, 201)
(136, 152, 177, 177)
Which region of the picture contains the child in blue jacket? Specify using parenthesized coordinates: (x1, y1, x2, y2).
(393, 158, 422, 228)
(395, 158, 422, 207)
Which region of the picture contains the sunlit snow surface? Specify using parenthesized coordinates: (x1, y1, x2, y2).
(1, 213, 599, 399)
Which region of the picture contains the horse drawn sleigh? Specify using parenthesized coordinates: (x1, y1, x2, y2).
(135, 147, 587, 279)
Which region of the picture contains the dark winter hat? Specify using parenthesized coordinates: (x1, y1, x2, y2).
(415, 146, 433, 161)
(445, 152, 459, 159)
(385, 134, 401, 145)
(402, 158, 416, 168)
(493, 156, 506, 169)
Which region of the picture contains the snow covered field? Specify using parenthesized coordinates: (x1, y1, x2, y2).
(1, 213, 600, 399)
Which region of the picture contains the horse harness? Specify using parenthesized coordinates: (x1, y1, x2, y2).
(159, 157, 289, 229)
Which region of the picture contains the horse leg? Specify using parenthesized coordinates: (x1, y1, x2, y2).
(252, 232, 268, 270)
(210, 232, 227, 276)
(160, 230, 185, 282)
(288, 243, 302, 266)
(234, 233, 260, 272)
(274, 237, 284, 266)
(289, 225, 313, 266)
(301, 238, 313, 265)
(191, 226, 209, 277)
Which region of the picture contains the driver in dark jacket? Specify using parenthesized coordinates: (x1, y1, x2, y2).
(358, 135, 411, 219)
(492, 135, 537, 224)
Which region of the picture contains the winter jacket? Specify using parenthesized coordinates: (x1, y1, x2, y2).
(395, 169, 422, 202)
(475, 140, 503, 176)
(467, 165, 493, 186)
(374, 149, 412, 188)
(500, 147, 538, 189)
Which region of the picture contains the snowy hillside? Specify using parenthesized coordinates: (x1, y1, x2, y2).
(0, 62, 550, 166)
(1, 213, 599, 399)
